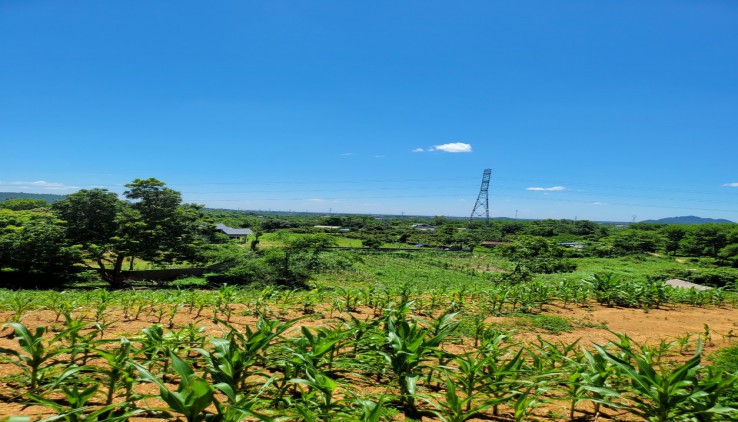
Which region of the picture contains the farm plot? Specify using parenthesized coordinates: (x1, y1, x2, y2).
(1, 280, 737, 421)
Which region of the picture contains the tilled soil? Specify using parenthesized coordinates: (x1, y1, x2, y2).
(0, 301, 736, 421)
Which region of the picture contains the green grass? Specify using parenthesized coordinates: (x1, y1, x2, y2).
(512, 314, 574, 334)
(313, 250, 493, 290)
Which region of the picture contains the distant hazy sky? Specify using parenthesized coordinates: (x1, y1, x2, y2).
(2, 1, 737, 221)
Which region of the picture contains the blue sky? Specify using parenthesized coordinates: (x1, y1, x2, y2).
(1, 1, 737, 221)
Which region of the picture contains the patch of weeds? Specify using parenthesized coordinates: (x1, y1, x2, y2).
(513, 314, 573, 334)
(544, 410, 568, 419)
(575, 317, 609, 330)
(170, 276, 209, 287)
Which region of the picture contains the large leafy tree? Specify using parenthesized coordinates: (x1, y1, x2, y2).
(661, 225, 687, 256)
(608, 229, 663, 255)
(0, 209, 81, 285)
(53, 178, 210, 287)
(681, 224, 730, 258)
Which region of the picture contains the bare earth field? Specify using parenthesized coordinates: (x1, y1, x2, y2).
(1, 301, 736, 421)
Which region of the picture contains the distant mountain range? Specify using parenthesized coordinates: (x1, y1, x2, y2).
(641, 215, 734, 225)
(0, 192, 67, 203)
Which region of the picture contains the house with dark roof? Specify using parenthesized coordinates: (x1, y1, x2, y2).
(215, 223, 254, 241)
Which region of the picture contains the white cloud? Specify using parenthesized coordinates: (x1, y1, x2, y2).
(592, 202, 608, 206)
(374, 155, 385, 158)
(412, 148, 425, 153)
(0, 180, 79, 191)
(526, 186, 566, 191)
(723, 182, 738, 187)
(433, 142, 472, 153)
(340, 152, 355, 156)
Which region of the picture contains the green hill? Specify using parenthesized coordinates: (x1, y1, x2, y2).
(0, 192, 67, 203)
(641, 215, 734, 225)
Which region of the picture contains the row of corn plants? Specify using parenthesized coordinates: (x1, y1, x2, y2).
(1, 294, 737, 421)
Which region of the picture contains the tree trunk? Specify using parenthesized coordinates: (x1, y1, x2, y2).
(98, 254, 127, 288)
(110, 254, 126, 288)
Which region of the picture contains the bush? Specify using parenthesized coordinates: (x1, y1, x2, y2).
(525, 258, 577, 274)
(687, 268, 738, 288)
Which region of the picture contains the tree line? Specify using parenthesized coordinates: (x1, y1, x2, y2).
(2, 179, 738, 289)
(1, 178, 207, 288)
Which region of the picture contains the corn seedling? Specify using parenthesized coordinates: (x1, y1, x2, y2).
(134, 352, 216, 422)
(0, 322, 72, 391)
(595, 336, 738, 421)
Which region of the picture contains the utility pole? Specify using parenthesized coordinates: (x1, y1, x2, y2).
(469, 169, 492, 225)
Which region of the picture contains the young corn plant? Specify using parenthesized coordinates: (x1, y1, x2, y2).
(28, 364, 142, 422)
(287, 325, 346, 375)
(29, 383, 133, 422)
(137, 324, 172, 377)
(134, 352, 216, 422)
(423, 310, 459, 387)
(61, 316, 104, 367)
(6, 291, 36, 323)
(210, 382, 276, 422)
(511, 383, 547, 422)
(341, 313, 382, 358)
(0, 322, 72, 391)
(473, 327, 525, 417)
(595, 336, 738, 421)
(93, 337, 137, 407)
(572, 347, 620, 419)
(350, 395, 387, 422)
(380, 302, 456, 415)
(200, 316, 298, 394)
(424, 374, 495, 422)
(290, 365, 345, 420)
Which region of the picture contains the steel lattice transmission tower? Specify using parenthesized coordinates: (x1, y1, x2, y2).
(469, 169, 492, 225)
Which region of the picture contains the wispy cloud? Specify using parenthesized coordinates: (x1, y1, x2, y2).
(526, 186, 566, 191)
(413, 143, 473, 153)
(0, 180, 80, 191)
(374, 155, 385, 158)
(340, 152, 355, 156)
(722, 182, 738, 187)
(433, 142, 472, 153)
(592, 202, 608, 206)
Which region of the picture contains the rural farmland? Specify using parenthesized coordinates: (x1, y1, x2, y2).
(3, 2, 738, 420)
(1, 189, 738, 420)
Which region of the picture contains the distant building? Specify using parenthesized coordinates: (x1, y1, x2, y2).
(313, 225, 351, 232)
(557, 242, 585, 250)
(215, 223, 254, 240)
(411, 224, 436, 232)
(480, 241, 511, 248)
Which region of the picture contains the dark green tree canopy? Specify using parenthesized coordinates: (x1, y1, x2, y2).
(52, 188, 121, 247)
(0, 209, 81, 284)
(50, 178, 210, 287)
(0, 198, 50, 211)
